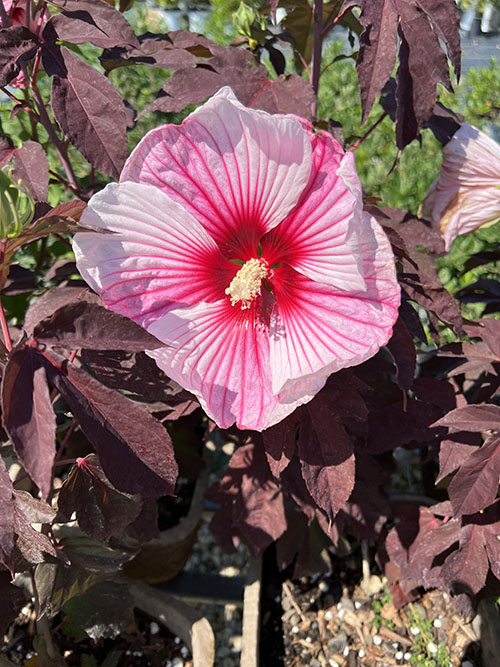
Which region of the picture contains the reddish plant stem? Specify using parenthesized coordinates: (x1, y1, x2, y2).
(0, 87, 23, 105)
(311, 0, 324, 118)
(348, 111, 388, 152)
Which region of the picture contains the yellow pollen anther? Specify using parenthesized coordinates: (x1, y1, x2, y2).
(225, 258, 268, 309)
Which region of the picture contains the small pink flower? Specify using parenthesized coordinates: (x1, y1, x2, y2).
(73, 88, 400, 431)
(422, 123, 500, 250)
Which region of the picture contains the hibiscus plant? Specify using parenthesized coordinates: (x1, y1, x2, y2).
(0, 0, 499, 660)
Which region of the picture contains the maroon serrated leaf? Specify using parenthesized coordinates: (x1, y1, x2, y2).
(441, 522, 489, 595)
(351, 0, 399, 122)
(0, 456, 15, 571)
(2, 346, 56, 499)
(14, 490, 56, 524)
(45, 0, 139, 49)
(143, 63, 315, 120)
(24, 286, 87, 335)
(412, 377, 456, 412)
(33, 300, 164, 352)
(13, 502, 57, 564)
(297, 398, 355, 522)
(434, 405, 500, 433)
(58, 454, 142, 543)
(448, 435, 500, 516)
(42, 351, 177, 498)
(0, 572, 25, 636)
(436, 432, 481, 483)
(0, 26, 38, 86)
(386, 318, 416, 392)
(12, 141, 49, 203)
(51, 46, 128, 179)
(415, 0, 461, 79)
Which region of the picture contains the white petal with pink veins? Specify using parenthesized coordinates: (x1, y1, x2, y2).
(73, 182, 234, 328)
(269, 214, 400, 396)
(146, 300, 313, 431)
(263, 141, 366, 292)
(121, 87, 312, 259)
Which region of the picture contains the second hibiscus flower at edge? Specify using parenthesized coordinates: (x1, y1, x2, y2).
(73, 87, 400, 431)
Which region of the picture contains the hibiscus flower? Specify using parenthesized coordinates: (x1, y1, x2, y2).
(73, 88, 400, 431)
(422, 123, 500, 251)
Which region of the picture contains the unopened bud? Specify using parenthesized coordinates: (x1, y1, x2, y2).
(0, 166, 34, 239)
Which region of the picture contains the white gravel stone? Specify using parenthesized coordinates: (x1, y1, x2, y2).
(291, 625, 299, 634)
(404, 652, 412, 661)
(149, 622, 160, 635)
(410, 626, 420, 635)
(325, 610, 334, 620)
(428, 642, 438, 654)
(373, 635, 382, 645)
(343, 646, 349, 656)
(358, 649, 365, 658)
(329, 660, 339, 667)
(354, 601, 362, 609)
(433, 618, 442, 628)
(395, 651, 404, 660)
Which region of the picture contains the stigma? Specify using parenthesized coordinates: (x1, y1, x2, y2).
(225, 258, 268, 309)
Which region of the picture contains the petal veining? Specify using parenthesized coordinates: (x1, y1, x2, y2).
(121, 87, 312, 258)
(147, 300, 297, 430)
(73, 181, 234, 328)
(261, 130, 366, 292)
(269, 213, 400, 396)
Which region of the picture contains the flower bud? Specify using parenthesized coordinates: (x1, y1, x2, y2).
(0, 166, 34, 239)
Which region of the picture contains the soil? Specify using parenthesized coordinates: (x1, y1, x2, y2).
(268, 548, 482, 667)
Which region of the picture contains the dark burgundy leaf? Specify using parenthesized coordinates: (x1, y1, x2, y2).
(0, 456, 15, 571)
(351, 0, 398, 122)
(58, 454, 143, 543)
(441, 523, 489, 595)
(262, 415, 297, 478)
(2, 346, 56, 499)
(11, 141, 49, 203)
(101, 31, 209, 71)
(461, 251, 500, 275)
(61, 535, 137, 574)
(207, 440, 287, 557)
(386, 318, 416, 392)
(415, 0, 461, 78)
(434, 405, 500, 433)
(24, 286, 87, 334)
(448, 436, 500, 516)
(62, 580, 135, 639)
(412, 377, 456, 412)
(14, 490, 56, 524)
(436, 432, 481, 483)
(124, 498, 159, 544)
(424, 102, 462, 145)
(0, 134, 15, 165)
(464, 319, 500, 360)
(80, 349, 197, 417)
(46, 0, 139, 49)
(3, 265, 38, 295)
(0, 26, 38, 86)
(297, 398, 355, 522)
(33, 300, 163, 352)
(13, 501, 57, 564)
(42, 351, 178, 498)
(0, 572, 25, 636)
(143, 62, 315, 120)
(51, 46, 128, 179)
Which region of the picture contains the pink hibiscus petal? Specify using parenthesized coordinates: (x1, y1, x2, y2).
(73, 182, 234, 328)
(121, 87, 312, 259)
(262, 135, 366, 291)
(147, 300, 303, 431)
(269, 213, 400, 396)
(422, 123, 500, 250)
